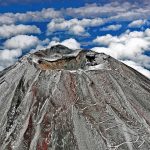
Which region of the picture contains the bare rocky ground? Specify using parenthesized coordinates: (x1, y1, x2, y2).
(0, 45, 150, 150)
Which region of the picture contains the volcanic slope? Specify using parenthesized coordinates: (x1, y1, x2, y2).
(0, 45, 150, 150)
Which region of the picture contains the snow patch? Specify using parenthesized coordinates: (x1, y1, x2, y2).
(88, 64, 105, 70)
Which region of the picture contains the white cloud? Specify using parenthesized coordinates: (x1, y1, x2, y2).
(70, 25, 85, 35)
(0, 8, 61, 25)
(47, 38, 80, 50)
(93, 34, 119, 46)
(66, 2, 150, 22)
(145, 28, 150, 36)
(92, 29, 150, 59)
(0, 49, 22, 70)
(47, 18, 104, 35)
(108, 3, 150, 22)
(61, 38, 80, 50)
(128, 19, 148, 28)
(0, 24, 41, 39)
(0, 48, 21, 60)
(92, 29, 150, 77)
(4, 35, 39, 50)
(100, 24, 122, 31)
(0, 36, 50, 70)
(122, 60, 150, 78)
(66, 2, 129, 18)
(0, 2, 149, 26)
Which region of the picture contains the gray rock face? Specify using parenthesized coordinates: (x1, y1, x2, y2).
(0, 45, 150, 150)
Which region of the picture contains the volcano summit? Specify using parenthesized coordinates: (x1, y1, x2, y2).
(0, 45, 150, 150)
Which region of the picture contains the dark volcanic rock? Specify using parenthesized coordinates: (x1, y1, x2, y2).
(0, 45, 150, 150)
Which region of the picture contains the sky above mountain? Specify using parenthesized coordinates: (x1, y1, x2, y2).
(0, 0, 150, 78)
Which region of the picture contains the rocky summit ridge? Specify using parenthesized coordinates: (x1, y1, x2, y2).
(0, 45, 150, 150)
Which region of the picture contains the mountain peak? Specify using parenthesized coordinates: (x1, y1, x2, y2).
(27, 45, 112, 71)
(0, 46, 150, 150)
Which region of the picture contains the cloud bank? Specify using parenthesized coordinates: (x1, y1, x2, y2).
(4, 35, 39, 50)
(92, 29, 150, 78)
(0, 49, 22, 70)
(0, 24, 41, 39)
(128, 19, 148, 28)
(0, 8, 61, 25)
(47, 18, 104, 36)
(100, 24, 122, 31)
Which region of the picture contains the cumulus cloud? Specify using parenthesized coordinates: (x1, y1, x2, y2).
(0, 49, 22, 70)
(4, 35, 39, 50)
(66, 2, 150, 22)
(47, 38, 80, 50)
(93, 34, 119, 46)
(92, 30, 150, 59)
(47, 18, 104, 36)
(71, 25, 85, 35)
(0, 8, 61, 25)
(0, 35, 45, 70)
(0, 2, 150, 25)
(128, 19, 148, 28)
(100, 24, 122, 31)
(66, 2, 128, 18)
(92, 29, 150, 78)
(108, 3, 150, 22)
(61, 38, 80, 49)
(0, 24, 41, 39)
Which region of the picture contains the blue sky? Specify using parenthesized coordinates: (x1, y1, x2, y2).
(0, 0, 150, 78)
